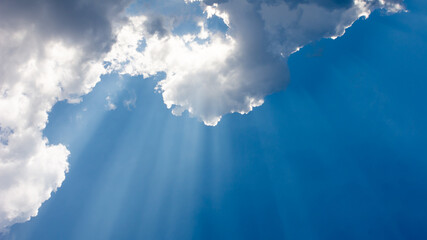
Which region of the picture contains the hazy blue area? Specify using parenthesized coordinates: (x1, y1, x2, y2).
(8, 1, 427, 239)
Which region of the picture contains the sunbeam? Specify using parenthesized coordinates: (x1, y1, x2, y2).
(2, 0, 427, 240)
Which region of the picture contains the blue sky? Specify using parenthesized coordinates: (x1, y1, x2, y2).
(4, 0, 427, 239)
(0, 0, 426, 239)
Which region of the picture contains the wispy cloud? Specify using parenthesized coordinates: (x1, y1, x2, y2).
(123, 95, 137, 111)
(106, 96, 117, 111)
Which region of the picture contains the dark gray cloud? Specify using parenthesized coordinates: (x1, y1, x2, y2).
(144, 16, 170, 38)
(0, 0, 131, 54)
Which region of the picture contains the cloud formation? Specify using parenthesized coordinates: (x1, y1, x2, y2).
(0, 0, 131, 232)
(0, 0, 405, 233)
(106, 13, 287, 125)
(106, 0, 405, 125)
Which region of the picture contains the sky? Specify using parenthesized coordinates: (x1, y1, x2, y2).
(0, 0, 427, 239)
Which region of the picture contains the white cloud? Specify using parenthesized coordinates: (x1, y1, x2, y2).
(0, 0, 406, 233)
(106, 96, 117, 111)
(123, 95, 137, 111)
(0, 0, 131, 232)
(105, 0, 405, 126)
(106, 14, 288, 125)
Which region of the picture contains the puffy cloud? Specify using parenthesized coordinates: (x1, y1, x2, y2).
(106, 0, 405, 125)
(106, 1, 290, 126)
(0, 0, 406, 233)
(0, 0, 131, 232)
